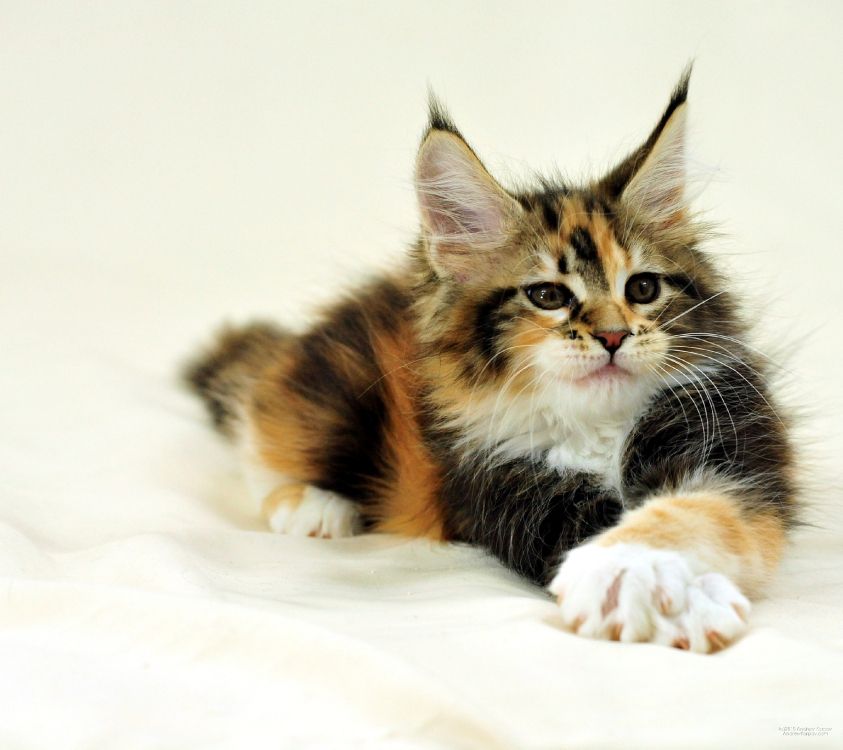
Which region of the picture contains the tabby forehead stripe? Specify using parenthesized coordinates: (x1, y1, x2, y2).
(558, 254, 568, 275)
(570, 227, 597, 262)
(540, 196, 560, 232)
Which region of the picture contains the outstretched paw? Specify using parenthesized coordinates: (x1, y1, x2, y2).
(547, 543, 750, 653)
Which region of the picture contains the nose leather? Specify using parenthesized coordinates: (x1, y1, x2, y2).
(593, 330, 629, 355)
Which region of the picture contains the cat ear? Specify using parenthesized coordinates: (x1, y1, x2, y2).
(600, 67, 692, 228)
(415, 99, 521, 282)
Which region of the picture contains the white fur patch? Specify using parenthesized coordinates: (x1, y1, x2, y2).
(548, 542, 750, 653)
(450, 365, 650, 489)
(268, 487, 361, 539)
(543, 415, 634, 483)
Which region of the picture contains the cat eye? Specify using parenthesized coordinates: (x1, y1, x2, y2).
(625, 273, 661, 304)
(525, 283, 575, 310)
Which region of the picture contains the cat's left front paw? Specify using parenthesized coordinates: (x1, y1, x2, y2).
(547, 543, 751, 653)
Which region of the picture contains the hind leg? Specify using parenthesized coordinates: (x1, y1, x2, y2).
(186, 321, 366, 538)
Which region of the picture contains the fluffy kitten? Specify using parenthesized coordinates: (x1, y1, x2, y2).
(185, 70, 795, 653)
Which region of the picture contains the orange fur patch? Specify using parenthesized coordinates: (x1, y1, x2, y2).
(370, 324, 445, 540)
(597, 494, 786, 596)
(250, 358, 326, 484)
(590, 210, 629, 293)
(261, 483, 307, 522)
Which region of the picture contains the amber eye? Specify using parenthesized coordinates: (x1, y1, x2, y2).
(625, 273, 661, 304)
(525, 283, 575, 310)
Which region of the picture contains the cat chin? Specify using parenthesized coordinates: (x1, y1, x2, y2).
(572, 363, 631, 386)
(572, 378, 653, 410)
(532, 369, 658, 422)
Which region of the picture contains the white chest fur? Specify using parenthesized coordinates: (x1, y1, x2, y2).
(454, 379, 650, 491)
(543, 417, 633, 488)
(497, 405, 635, 490)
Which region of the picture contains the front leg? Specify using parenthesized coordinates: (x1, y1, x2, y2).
(435, 452, 625, 585)
(548, 491, 785, 652)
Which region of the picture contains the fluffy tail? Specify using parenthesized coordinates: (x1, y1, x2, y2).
(182, 322, 291, 436)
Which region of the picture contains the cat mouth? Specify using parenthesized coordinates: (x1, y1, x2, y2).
(575, 362, 631, 384)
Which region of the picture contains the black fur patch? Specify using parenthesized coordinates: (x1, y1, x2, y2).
(558, 254, 568, 275)
(430, 444, 624, 584)
(570, 227, 597, 262)
(540, 196, 560, 232)
(284, 280, 411, 507)
(475, 287, 517, 375)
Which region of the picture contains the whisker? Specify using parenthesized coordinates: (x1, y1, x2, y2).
(668, 345, 785, 426)
(648, 359, 712, 454)
(660, 353, 716, 455)
(659, 290, 726, 329)
(662, 351, 739, 456)
(676, 332, 792, 372)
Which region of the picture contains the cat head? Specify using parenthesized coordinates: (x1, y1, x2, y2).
(413, 70, 740, 443)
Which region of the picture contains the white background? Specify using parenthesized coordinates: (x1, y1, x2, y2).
(2, 3, 842, 748)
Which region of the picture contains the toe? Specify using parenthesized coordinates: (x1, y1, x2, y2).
(652, 556, 692, 616)
(680, 577, 749, 653)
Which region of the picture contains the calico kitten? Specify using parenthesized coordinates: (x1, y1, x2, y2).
(185, 70, 795, 653)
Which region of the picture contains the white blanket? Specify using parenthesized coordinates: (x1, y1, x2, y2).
(2, 3, 841, 748)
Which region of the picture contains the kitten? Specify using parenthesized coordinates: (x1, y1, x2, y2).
(185, 69, 795, 653)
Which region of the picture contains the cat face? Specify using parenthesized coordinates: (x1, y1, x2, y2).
(498, 200, 696, 392)
(414, 72, 737, 437)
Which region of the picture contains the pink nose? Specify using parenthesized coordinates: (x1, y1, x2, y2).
(593, 330, 629, 354)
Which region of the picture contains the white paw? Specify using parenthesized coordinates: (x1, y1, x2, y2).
(268, 486, 361, 539)
(547, 543, 750, 653)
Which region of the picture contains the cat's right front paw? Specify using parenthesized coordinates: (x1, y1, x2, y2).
(547, 542, 751, 653)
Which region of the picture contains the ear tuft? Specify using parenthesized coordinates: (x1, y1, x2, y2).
(426, 90, 462, 136)
(669, 62, 692, 112)
(599, 65, 694, 228)
(622, 100, 687, 227)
